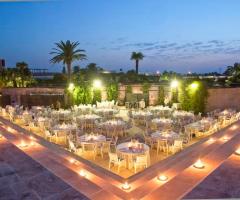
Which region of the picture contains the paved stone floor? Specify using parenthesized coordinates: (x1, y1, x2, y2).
(0, 140, 88, 200)
(184, 154, 240, 199)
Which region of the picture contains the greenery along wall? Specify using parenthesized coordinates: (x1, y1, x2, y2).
(178, 80, 208, 114)
(158, 85, 165, 105)
(72, 82, 93, 105)
(106, 83, 118, 101)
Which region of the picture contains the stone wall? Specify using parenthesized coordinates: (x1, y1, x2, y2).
(0, 88, 65, 106)
(206, 87, 240, 111)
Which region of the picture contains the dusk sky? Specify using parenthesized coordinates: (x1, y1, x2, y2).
(1, 0, 240, 73)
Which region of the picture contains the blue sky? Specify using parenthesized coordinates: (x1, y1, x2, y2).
(0, 0, 240, 73)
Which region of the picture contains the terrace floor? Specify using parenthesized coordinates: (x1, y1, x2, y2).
(0, 139, 88, 200)
(13, 114, 202, 178)
(0, 117, 240, 199)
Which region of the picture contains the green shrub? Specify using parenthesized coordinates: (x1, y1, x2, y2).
(158, 85, 165, 105)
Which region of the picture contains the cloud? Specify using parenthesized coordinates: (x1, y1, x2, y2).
(124, 42, 158, 48)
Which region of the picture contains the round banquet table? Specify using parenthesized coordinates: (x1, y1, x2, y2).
(116, 142, 150, 169)
(151, 131, 179, 144)
(77, 134, 106, 145)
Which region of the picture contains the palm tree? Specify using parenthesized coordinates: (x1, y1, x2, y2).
(50, 40, 86, 82)
(130, 52, 144, 74)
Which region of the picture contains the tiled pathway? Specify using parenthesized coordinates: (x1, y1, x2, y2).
(0, 139, 88, 200)
(184, 154, 240, 199)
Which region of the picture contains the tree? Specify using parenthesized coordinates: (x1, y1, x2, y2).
(73, 65, 80, 74)
(16, 62, 28, 72)
(62, 66, 66, 74)
(158, 85, 165, 105)
(224, 63, 240, 84)
(16, 62, 31, 87)
(130, 52, 144, 74)
(50, 40, 86, 82)
(86, 63, 103, 72)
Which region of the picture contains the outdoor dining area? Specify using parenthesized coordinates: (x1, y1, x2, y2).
(0, 102, 240, 178)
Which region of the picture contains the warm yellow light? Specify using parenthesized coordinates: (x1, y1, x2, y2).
(235, 148, 240, 156)
(68, 83, 75, 92)
(79, 169, 86, 177)
(93, 80, 102, 89)
(193, 159, 205, 169)
(170, 80, 178, 88)
(190, 83, 198, 90)
(122, 182, 131, 190)
(157, 175, 168, 182)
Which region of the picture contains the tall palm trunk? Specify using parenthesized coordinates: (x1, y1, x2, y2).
(67, 63, 72, 82)
(135, 60, 139, 74)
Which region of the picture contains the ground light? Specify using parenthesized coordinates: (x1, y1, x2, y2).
(69, 158, 77, 164)
(93, 79, 102, 89)
(157, 174, 168, 182)
(19, 140, 28, 148)
(170, 80, 178, 88)
(122, 182, 131, 190)
(68, 83, 75, 92)
(193, 159, 205, 169)
(222, 136, 229, 141)
(79, 169, 86, 177)
(235, 148, 240, 156)
(208, 137, 215, 143)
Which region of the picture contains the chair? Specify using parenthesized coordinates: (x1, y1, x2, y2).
(107, 136, 118, 150)
(99, 141, 111, 158)
(108, 152, 126, 172)
(157, 140, 168, 155)
(133, 154, 148, 173)
(82, 143, 97, 160)
(68, 140, 82, 155)
(169, 140, 183, 154)
(143, 133, 154, 149)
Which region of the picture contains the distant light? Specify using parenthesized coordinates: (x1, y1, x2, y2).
(93, 80, 102, 89)
(122, 182, 131, 190)
(156, 70, 160, 75)
(68, 83, 75, 92)
(193, 159, 205, 169)
(170, 80, 178, 88)
(157, 175, 168, 182)
(102, 70, 110, 74)
(188, 71, 192, 75)
(190, 83, 198, 90)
